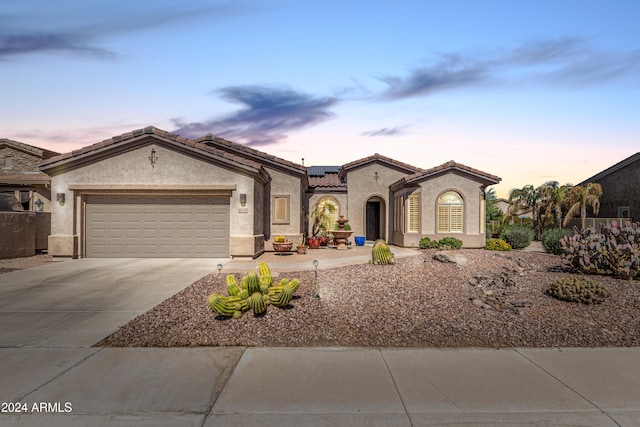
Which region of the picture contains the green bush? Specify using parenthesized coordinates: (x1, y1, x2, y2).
(500, 225, 534, 249)
(437, 237, 463, 250)
(541, 228, 573, 255)
(486, 238, 511, 251)
(419, 237, 439, 249)
(545, 277, 610, 304)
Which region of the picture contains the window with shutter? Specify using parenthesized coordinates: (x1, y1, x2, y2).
(437, 191, 463, 233)
(273, 195, 290, 224)
(407, 194, 420, 233)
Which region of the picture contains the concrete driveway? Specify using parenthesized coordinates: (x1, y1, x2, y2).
(0, 258, 224, 347)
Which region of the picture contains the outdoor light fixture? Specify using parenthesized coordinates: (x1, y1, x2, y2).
(374, 171, 379, 182)
(240, 193, 246, 207)
(313, 259, 319, 276)
(34, 198, 44, 212)
(149, 148, 158, 168)
(56, 193, 65, 206)
(217, 263, 223, 277)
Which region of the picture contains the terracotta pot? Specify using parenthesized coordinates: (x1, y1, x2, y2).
(319, 236, 329, 246)
(307, 237, 321, 249)
(296, 245, 307, 254)
(272, 241, 293, 253)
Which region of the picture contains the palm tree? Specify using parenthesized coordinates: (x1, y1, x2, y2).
(562, 182, 603, 229)
(538, 181, 572, 229)
(507, 184, 541, 234)
(484, 188, 503, 221)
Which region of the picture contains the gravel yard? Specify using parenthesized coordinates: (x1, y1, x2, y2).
(98, 249, 640, 348)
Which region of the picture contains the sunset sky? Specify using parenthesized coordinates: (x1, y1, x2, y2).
(2, 0, 639, 197)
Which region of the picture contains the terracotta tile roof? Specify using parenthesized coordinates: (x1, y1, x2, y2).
(194, 133, 306, 174)
(39, 126, 265, 174)
(308, 173, 346, 188)
(0, 138, 60, 159)
(391, 160, 501, 189)
(340, 153, 422, 177)
(579, 152, 640, 185)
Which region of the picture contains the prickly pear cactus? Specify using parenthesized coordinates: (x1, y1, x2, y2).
(561, 221, 639, 280)
(371, 239, 395, 265)
(208, 262, 302, 318)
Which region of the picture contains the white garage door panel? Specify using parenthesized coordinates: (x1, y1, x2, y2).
(86, 196, 229, 258)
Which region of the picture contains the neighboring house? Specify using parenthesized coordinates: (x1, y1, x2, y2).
(40, 126, 500, 258)
(0, 138, 59, 211)
(578, 152, 639, 221)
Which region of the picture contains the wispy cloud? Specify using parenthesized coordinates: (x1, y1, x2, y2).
(0, 1, 246, 60)
(361, 125, 409, 137)
(0, 33, 115, 59)
(381, 38, 640, 99)
(173, 85, 338, 146)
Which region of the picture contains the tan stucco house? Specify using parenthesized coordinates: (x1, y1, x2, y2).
(39, 126, 500, 258)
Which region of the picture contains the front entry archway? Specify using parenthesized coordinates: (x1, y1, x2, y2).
(365, 196, 386, 241)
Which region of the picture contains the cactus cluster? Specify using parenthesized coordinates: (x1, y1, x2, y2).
(208, 262, 301, 318)
(371, 239, 395, 265)
(545, 277, 611, 305)
(560, 221, 639, 280)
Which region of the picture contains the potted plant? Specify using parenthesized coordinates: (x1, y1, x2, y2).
(272, 235, 293, 254)
(319, 230, 333, 246)
(308, 203, 336, 249)
(296, 236, 307, 254)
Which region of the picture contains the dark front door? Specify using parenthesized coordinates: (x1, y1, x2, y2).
(366, 201, 380, 241)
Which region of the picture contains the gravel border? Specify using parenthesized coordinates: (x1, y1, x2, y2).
(98, 249, 640, 348)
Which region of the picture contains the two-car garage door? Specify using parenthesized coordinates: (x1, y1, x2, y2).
(85, 196, 229, 257)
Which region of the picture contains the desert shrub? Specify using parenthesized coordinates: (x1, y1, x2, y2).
(500, 224, 534, 249)
(545, 277, 610, 304)
(486, 238, 511, 251)
(561, 221, 639, 280)
(541, 228, 573, 255)
(419, 237, 439, 249)
(437, 237, 463, 250)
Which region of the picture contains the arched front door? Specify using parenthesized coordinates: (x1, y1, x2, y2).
(365, 196, 386, 241)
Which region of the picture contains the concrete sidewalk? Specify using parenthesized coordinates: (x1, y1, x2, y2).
(1, 347, 639, 426)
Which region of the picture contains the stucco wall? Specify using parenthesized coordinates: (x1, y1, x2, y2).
(393, 173, 488, 248)
(346, 163, 409, 240)
(48, 142, 259, 257)
(266, 167, 303, 238)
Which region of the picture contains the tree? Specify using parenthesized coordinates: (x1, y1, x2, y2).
(484, 188, 503, 221)
(538, 181, 572, 229)
(563, 182, 603, 229)
(507, 185, 541, 235)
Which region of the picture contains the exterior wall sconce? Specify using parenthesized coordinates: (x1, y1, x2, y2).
(34, 198, 44, 212)
(240, 193, 247, 207)
(149, 148, 158, 168)
(56, 193, 65, 206)
(374, 171, 379, 182)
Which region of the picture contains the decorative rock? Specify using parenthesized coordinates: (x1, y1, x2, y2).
(433, 252, 468, 265)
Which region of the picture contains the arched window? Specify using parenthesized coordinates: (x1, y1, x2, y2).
(437, 191, 463, 233)
(315, 196, 340, 229)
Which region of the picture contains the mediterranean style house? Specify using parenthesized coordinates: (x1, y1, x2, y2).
(579, 151, 639, 222)
(39, 126, 500, 258)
